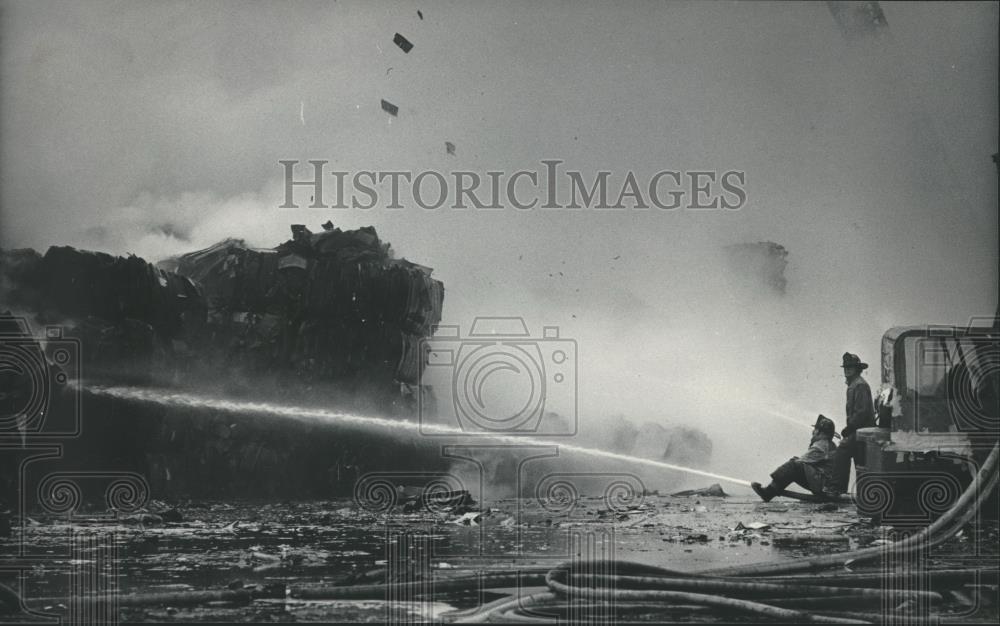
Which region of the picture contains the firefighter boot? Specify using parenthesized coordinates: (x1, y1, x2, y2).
(751, 482, 778, 503)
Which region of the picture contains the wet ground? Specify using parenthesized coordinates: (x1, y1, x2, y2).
(3, 494, 996, 622)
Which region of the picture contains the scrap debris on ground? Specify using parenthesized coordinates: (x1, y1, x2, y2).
(670, 483, 729, 497)
(2, 490, 995, 622)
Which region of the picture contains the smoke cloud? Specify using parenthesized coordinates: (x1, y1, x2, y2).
(2, 1, 996, 487)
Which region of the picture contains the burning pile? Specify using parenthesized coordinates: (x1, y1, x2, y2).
(0, 245, 203, 382)
(1, 223, 448, 498)
(161, 222, 444, 388)
(2, 223, 444, 397)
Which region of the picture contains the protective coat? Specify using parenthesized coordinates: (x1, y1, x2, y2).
(800, 436, 837, 493)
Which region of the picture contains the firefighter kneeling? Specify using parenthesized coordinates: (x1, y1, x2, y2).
(751, 415, 839, 502)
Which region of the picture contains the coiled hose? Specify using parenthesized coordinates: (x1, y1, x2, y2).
(457, 441, 999, 623)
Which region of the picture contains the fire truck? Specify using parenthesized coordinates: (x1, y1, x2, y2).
(856, 321, 1000, 524)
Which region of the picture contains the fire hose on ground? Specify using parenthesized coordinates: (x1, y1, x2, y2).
(6, 441, 998, 623)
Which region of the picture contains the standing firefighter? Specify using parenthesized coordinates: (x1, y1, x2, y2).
(751, 415, 838, 502)
(825, 352, 875, 496)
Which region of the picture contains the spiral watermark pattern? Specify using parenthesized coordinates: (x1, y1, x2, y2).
(38, 476, 83, 515)
(858, 470, 969, 525)
(855, 474, 895, 518)
(603, 477, 645, 513)
(353, 475, 400, 514)
(420, 475, 467, 515)
(105, 476, 150, 513)
(916, 474, 963, 517)
(535, 476, 580, 515)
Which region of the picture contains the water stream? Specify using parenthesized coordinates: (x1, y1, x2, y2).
(83, 384, 752, 487)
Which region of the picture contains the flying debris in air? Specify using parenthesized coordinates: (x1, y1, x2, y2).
(417, 10, 423, 20)
(393, 33, 414, 53)
(445, 141, 455, 155)
(381, 99, 399, 117)
(827, 1, 887, 40)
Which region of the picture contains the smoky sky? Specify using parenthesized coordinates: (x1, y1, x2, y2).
(2, 0, 997, 484)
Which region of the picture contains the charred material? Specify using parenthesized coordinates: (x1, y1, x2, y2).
(161, 224, 444, 396)
(0, 224, 447, 499)
(1, 246, 203, 383)
(1, 224, 444, 403)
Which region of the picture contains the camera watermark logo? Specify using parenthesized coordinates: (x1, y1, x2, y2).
(0, 316, 81, 439)
(418, 317, 577, 436)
